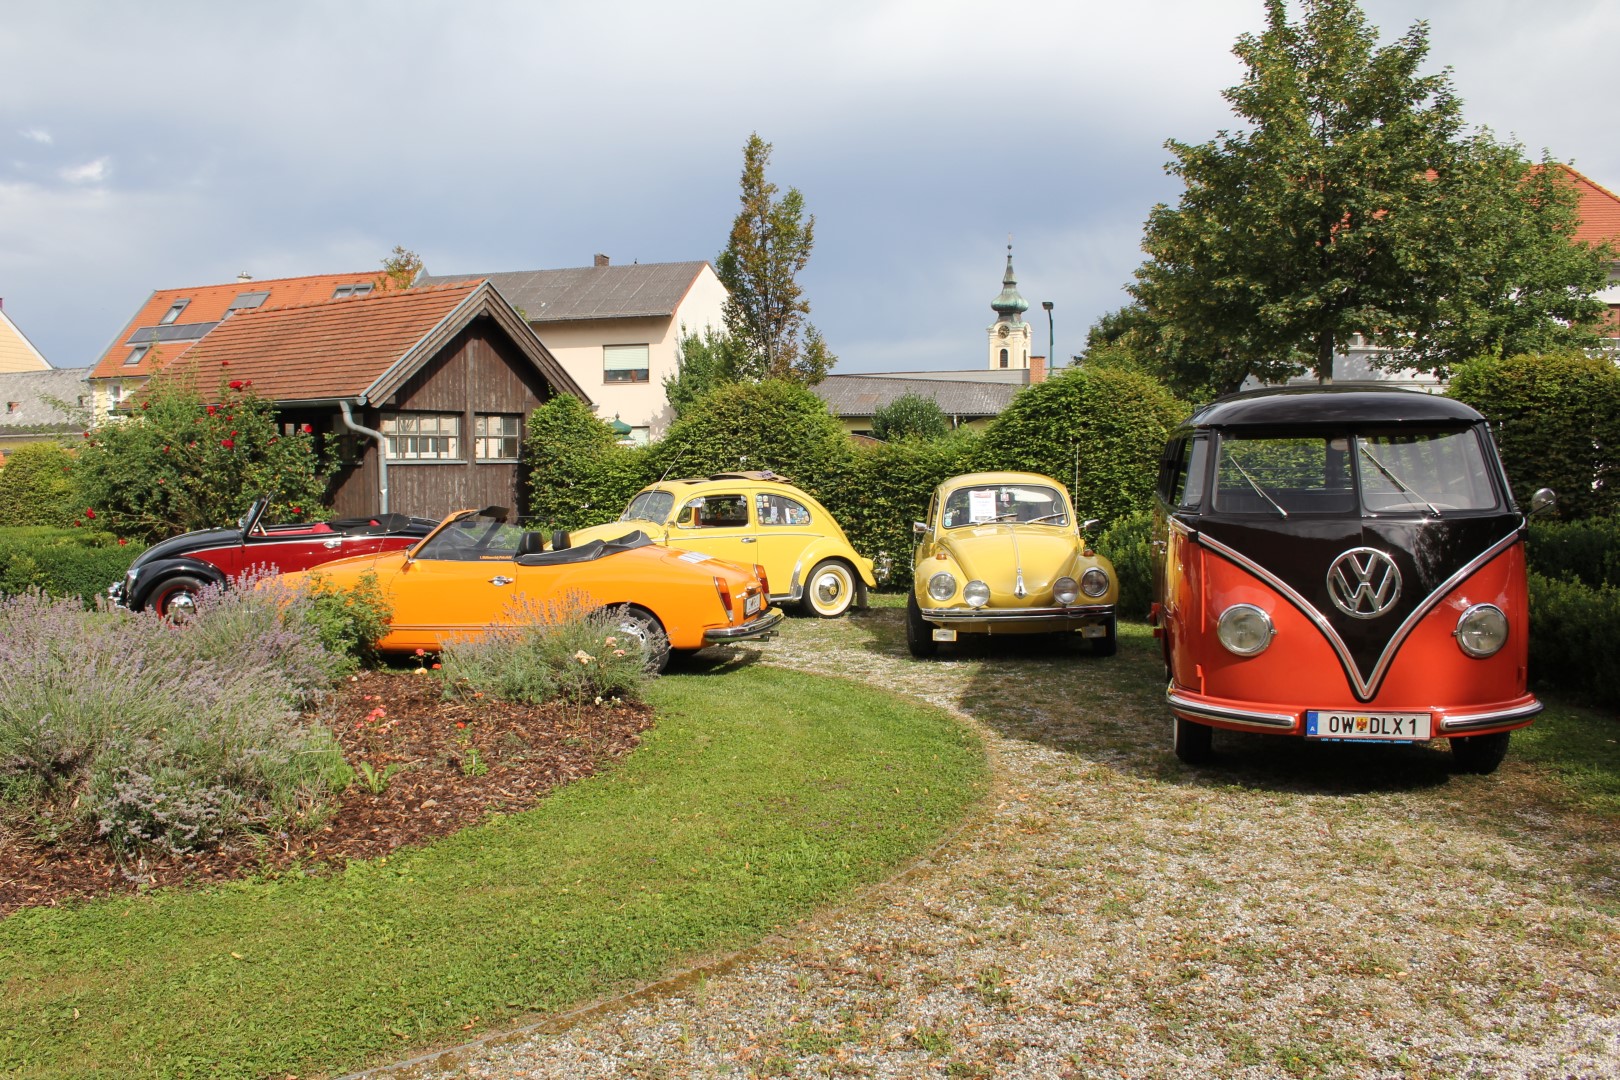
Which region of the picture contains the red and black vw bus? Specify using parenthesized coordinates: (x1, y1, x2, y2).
(1151, 386, 1549, 774)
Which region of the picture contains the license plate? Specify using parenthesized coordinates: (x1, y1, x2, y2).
(745, 593, 761, 616)
(1305, 710, 1431, 740)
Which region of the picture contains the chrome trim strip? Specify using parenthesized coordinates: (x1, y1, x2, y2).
(1439, 700, 1543, 733)
(703, 607, 785, 642)
(921, 604, 1113, 622)
(1167, 689, 1297, 730)
(1197, 529, 1523, 703)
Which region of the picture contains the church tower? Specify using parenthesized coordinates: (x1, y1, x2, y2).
(987, 244, 1032, 371)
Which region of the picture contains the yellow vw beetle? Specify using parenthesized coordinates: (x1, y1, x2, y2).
(566, 471, 881, 618)
(907, 471, 1118, 657)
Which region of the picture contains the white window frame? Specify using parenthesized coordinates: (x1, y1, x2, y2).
(603, 343, 650, 383)
(474, 414, 522, 462)
(381, 413, 462, 461)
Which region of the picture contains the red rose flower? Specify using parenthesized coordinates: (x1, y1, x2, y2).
(228, 380, 243, 390)
(221, 438, 235, 449)
(118, 538, 128, 546)
(206, 405, 216, 415)
(220, 360, 229, 367)
(230, 430, 238, 436)
(301, 423, 314, 434)
(84, 509, 95, 519)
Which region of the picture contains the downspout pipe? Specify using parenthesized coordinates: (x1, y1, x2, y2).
(339, 399, 389, 514)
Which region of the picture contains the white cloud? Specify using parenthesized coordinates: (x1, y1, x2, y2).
(20, 128, 52, 144)
(58, 158, 109, 184)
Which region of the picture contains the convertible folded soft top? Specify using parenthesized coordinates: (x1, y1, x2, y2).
(515, 531, 654, 566)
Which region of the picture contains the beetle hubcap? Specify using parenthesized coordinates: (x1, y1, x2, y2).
(166, 592, 197, 621)
(813, 572, 846, 604)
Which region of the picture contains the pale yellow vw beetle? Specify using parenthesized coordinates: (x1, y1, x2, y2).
(907, 471, 1118, 657)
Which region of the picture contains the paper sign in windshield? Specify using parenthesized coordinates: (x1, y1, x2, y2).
(969, 490, 997, 523)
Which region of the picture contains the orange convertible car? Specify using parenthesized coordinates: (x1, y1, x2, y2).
(277, 507, 782, 671)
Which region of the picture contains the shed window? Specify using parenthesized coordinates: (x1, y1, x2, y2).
(382, 413, 461, 460)
(159, 299, 189, 325)
(604, 344, 650, 383)
(474, 414, 521, 461)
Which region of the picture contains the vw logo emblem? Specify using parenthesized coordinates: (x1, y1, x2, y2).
(1326, 547, 1402, 619)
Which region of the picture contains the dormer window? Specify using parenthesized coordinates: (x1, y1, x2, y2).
(226, 291, 269, 314)
(159, 299, 190, 325)
(125, 345, 150, 366)
(332, 283, 374, 299)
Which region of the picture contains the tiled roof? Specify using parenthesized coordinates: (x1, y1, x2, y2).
(151, 281, 584, 405)
(0, 368, 90, 432)
(418, 261, 710, 322)
(1561, 165, 1620, 248)
(88, 271, 378, 380)
(813, 374, 1022, 419)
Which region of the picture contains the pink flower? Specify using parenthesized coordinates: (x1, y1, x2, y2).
(415, 648, 426, 657)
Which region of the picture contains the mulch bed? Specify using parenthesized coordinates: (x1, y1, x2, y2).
(0, 671, 654, 919)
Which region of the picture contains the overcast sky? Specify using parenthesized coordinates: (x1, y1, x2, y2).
(2, 0, 1614, 374)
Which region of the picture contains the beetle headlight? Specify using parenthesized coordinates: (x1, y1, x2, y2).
(927, 572, 957, 602)
(1217, 604, 1274, 656)
(1053, 576, 1079, 605)
(1080, 568, 1110, 598)
(1455, 604, 1508, 658)
(963, 580, 991, 608)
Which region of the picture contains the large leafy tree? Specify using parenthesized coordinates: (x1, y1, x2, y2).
(1130, 0, 1609, 392)
(662, 325, 744, 420)
(716, 133, 836, 385)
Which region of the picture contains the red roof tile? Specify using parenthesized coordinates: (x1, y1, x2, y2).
(89, 271, 379, 380)
(154, 282, 485, 403)
(1559, 165, 1620, 248)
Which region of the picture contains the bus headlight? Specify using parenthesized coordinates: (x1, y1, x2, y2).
(1455, 604, 1508, 658)
(1217, 604, 1274, 656)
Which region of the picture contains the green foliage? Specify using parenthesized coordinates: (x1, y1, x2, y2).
(376, 244, 423, 292)
(1526, 516, 1620, 590)
(436, 594, 655, 706)
(971, 366, 1189, 524)
(716, 132, 836, 384)
(663, 325, 744, 419)
(651, 379, 852, 490)
(821, 431, 979, 584)
(297, 571, 394, 669)
(1129, 0, 1608, 392)
(1448, 351, 1620, 520)
(75, 378, 328, 544)
(870, 393, 950, 442)
(1095, 510, 1154, 621)
(0, 527, 143, 606)
(1528, 571, 1620, 708)
(521, 394, 649, 531)
(0, 442, 80, 527)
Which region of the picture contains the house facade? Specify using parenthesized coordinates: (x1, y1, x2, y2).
(0, 301, 50, 373)
(0, 367, 90, 463)
(147, 281, 587, 520)
(86, 271, 380, 423)
(418, 257, 727, 443)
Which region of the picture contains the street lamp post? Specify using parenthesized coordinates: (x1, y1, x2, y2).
(1041, 301, 1054, 371)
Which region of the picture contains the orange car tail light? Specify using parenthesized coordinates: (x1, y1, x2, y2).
(714, 576, 735, 623)
(754, 564, 770, 597)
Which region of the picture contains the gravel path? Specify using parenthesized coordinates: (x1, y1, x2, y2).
(383, 608, 1620, 1079)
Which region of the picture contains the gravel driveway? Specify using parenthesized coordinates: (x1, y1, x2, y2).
(384, 607, 1620, 1079)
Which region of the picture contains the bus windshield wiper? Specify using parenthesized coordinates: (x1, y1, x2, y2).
(1358, 443, 1440, 517)
(1224, 453, 1288, 517)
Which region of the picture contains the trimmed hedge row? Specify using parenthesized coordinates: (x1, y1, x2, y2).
(1525, 515, 1620, 706)
(0, 528, 144, 607)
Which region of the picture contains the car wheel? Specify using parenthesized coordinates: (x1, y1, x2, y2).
(905, 592, 938, 659)
(607, 605, 671, 674)
(1173, 715, 1213, 765)
(1091, 615, 1118, 657)
(150, 574, 206, 621)
(802, 559, 856, 618)
(1450, 730, 1511, 775)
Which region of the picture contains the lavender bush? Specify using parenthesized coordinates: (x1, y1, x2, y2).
(0, 587, 352, 857)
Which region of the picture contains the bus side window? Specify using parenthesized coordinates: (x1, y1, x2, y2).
(1175, 435, 1208, 509)
(1158, 440, 1185, 503)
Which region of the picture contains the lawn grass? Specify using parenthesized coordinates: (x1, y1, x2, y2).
(1511, 696, 1620, 813)
(0, 664, 985, 1079)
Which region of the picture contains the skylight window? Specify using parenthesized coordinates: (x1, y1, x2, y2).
(124, 345, 150, 366)
(332, 283, 374, 299)
(159, 299, 190, 325)
(226, 291, 270, 313)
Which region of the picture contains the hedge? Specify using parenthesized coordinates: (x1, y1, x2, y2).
(0, 442, 80, 528)
(0, 528, 145, 607)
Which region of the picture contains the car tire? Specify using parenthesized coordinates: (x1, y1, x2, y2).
(1173, 715, 1213, 765)
(149, 574, 206, 621)
(905, 592, 938, 658)
(1450, 730, 1511, 775)
(802, 559, 856, 618)
(1091, 615, 1118, 657)
(607, 604, 671, 674)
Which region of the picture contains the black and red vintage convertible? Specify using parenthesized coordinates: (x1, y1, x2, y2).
(109, 496, 437, 617)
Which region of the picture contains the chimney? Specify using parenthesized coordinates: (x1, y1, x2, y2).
(1030, 355, 1047, 384)
(237, 272, 253, 283)
(594, 254, 610, 268)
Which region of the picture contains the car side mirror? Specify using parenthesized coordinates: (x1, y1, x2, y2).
(1080, 518, 1102, 534)
(1529, 488, 1557, 517)
(913, 521, 930, 537)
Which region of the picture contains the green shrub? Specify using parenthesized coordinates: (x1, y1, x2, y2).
(295, 570, 394, 669)
(1528, 571, 1620, 708)
(522, 394, 649, 531)
(1448, 351, 1620, 520)
(1526, 516, 1620, 590)
(436, 593, 654, 706)
(870, 393, 950, 442)
(1095, 510, 1153, 621)
(0, 441, 80, 527)
(649, 379, 853, 492)
(74, 377, 328, 543)
(971, 365, 1189, 523)
(0, 527, 143, 606)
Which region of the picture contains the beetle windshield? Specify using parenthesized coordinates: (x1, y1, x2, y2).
(621, 489, 675, 523)
(1211, 429, 1498, 517)
(941, 484, 1069, 528)
(416, 511, 526, 560)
